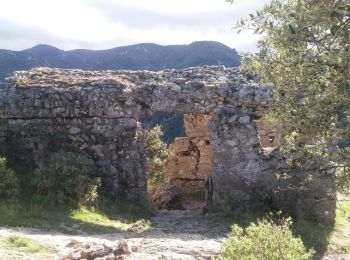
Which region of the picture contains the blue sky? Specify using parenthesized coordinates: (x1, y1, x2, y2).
(0, 0, 269, 51)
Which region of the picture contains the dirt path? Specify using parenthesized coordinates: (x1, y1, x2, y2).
(0, 209, 228, 260)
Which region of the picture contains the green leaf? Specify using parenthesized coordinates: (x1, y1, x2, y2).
(289, 24, 296, 34)
(330, 10, 343, 21)
(330, 10, 338, 18)
(331, 25, 339, 35)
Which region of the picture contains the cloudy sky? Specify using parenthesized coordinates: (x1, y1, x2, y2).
(0, 0, 269, 52)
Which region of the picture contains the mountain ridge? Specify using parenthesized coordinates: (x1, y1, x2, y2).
(0, 41, 240, 81)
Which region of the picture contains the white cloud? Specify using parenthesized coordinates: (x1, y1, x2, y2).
(112, 0, 262, 14)
(0, 0, 269, 51)
(0, 0, 111, 39)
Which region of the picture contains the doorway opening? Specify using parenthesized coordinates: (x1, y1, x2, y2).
(142, 112, 213, 210)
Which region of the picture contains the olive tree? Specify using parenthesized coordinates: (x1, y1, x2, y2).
(227, 0, 350, 192)
(144, 126, 170, 189)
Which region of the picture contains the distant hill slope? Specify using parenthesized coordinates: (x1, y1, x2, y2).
(0, 41, 240, 81)
(0, 41, 240, 143)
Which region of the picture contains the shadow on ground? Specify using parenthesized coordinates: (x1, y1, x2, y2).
(200, 202, 343, 259)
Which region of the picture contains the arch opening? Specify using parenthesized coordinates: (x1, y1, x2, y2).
(142, 112, 214, 210)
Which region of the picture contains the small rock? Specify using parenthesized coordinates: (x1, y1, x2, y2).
(66, 250, 81, 260)
(80, 249, 90, 259)
(66, 239, 81, 247)
(88, 245, 112, 258)
(83, 243, 91, 249)
(103, 243, 114, 252)
(238, 115, 250, 124)
(69, 127, 81, 135)
(101, 253, 116, 260)
(80, 143, 88, 150)
(116, 239, 131, 255)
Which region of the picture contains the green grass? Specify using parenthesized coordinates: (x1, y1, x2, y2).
(0, 198, 152, 234)
(329, 200, 350, 253)
(70, 207, 151, 233)
(6, 235, 49, 253)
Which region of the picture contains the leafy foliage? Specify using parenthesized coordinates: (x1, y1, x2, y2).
(0, 157, 19, 200)
(144, 126, 170, 188)
(230, 0, 350, 188)
(336, 166, 350, 194)
(220, 217, 314, 260)
(142, 112, 186, 144)
(32, 152, 100, 208)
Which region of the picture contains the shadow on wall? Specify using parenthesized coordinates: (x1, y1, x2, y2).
(208, 107, 336, 227)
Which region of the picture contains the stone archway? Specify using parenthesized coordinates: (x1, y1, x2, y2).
(0, 66, 335, 223)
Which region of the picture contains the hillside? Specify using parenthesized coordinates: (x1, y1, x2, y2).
(0, 41, 240, 81)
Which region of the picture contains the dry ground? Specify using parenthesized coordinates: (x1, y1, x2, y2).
(0, 208, 226, 260)
(0, 202, 349, 260)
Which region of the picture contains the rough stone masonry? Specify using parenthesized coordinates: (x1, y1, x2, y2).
(0, 66, 336, 223)
(165, 113, 214, 194)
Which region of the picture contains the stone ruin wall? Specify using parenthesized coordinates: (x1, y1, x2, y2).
(0, 66, 336, 223)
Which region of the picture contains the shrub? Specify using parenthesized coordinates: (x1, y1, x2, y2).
(144, 126, 170, 188)
(32, 152, 100, 208)
(0, 157, 19, 200)
(220, 217, 314, 260)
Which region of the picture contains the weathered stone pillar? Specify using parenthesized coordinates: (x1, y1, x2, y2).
(209, 107, 263, 206)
